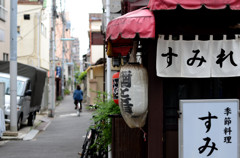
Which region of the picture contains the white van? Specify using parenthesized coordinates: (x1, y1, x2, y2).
(0, 72, 33, 130)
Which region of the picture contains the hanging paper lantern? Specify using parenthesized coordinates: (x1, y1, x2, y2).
(118, 63, 148, 128)
(112, 71, 120, 105)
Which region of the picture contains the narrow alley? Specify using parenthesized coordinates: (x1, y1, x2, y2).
(0, 95, 92, 158)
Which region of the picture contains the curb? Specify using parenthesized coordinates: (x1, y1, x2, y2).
(2, 126, 32, 141)
(1, 114, 52, 141)
(23, 129, 39, 141)
(1, 101, 60, 141)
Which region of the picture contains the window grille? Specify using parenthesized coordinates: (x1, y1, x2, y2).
(0, 0, 7, 21)
(3, 53, 8, 61)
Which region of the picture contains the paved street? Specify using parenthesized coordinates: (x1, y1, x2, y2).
(0, 95, 93, 158)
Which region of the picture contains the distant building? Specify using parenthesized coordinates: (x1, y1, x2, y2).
(82, 53, 90, 71)
(55, 11, 73, 96)
(72, 38, 80, 66)
(84, 13, 105, 105)
(89, 13, 104, 65)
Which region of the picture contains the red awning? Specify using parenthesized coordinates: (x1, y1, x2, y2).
(106, 8, 155, 41)
(148, 0, 240, 10)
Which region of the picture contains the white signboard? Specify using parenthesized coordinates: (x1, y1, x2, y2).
(157, 35, 240, 77)
(179, 99, 239, 158)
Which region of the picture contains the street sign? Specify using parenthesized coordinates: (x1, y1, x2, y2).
(179, 99, 239, 158)
(56, 66, 61, 78)
(60, 38, 75, 41)
(66, 62, 74, 65)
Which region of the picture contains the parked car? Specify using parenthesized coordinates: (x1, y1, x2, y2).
(0, 61, 47, 130)
(0, 72, 35, 130)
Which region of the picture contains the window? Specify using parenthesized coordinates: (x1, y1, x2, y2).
(91, 32, 104, 45)
(41, 23, 44, 34)
(3, 53, 8, 61)
(0, 0, 5, 7)
(17, 26, 20, 35)
(0, 76, 25, 96)
(24, 14, 30, 20)
(0, 0, 6, 21)
(41, 23, 46, 37)
(26, 81, 31, 91)
(68, 66, 71, 76)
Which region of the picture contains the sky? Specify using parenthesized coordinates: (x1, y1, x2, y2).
(47, 0, 103, 59)
(65, 0, 103, 59)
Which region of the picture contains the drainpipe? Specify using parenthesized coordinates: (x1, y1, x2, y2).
(37, 12, 41, 68)
(61, 11, 65, 98)
(106, 0, 111, 100)
(103, 34, 106, 101)
(89, 18, 92, 64)
(106, 1, 112, 158)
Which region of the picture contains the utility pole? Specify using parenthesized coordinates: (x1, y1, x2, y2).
(105, 1, 112, 157)
(48, 0, 56, 117)
(61, 9, 65, 98)
(10, 0, 18, 132)
(106, 0, 111, 100)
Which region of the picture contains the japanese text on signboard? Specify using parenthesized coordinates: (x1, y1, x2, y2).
(179, 100, 239, 158)
(157, 36, 240, 77)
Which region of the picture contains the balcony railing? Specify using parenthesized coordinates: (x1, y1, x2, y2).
(0, 5, 7, 21)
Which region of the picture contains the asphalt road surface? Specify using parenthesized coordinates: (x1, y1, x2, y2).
(0, 95, 93, 158)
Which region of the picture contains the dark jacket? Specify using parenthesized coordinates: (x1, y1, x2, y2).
(73, 89, 83, 101)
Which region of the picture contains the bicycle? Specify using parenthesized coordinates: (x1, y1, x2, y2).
(79, 120, 108, 157)
(79, 127, 97, 158)
(76, 102, 81, 117)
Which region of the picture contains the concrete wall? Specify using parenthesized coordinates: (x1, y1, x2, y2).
(86, 70, 91, 105)
(17, 5, 41, 66)
(91, 45, 103, 64)
(91, 21, 101, 31)
(93, 66, 104, 92)
(39, 9, 50, 70)
(81, 78, 87, 103)
(89, 79, 97, 105)
(86, 65, 104, 105)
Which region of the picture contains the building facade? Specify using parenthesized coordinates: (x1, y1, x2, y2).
(0, 0, 10, 61)
(17, 0, 49, 111)
(55, 12, 72, 98)
(85, 13, 105, 105)
(17, 0, 50, 70)
(105, 0, 240, 158)
(89, 13, 104, 65)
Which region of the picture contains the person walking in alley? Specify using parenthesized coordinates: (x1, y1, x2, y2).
(73, 85, 83, 111)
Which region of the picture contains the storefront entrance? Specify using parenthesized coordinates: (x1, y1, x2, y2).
(163, 77, 240, 157)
